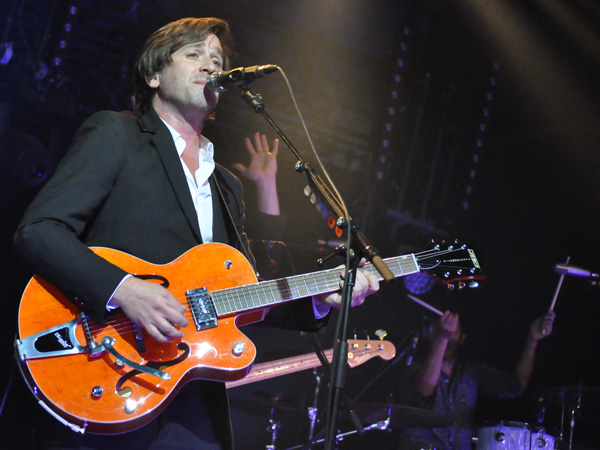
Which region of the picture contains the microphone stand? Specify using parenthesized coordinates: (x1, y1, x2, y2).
(239, 86, 394, 450)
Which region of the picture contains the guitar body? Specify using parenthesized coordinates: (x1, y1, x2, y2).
(16, 243, 262, 434)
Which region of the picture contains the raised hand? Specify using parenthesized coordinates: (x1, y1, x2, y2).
(232, 132, 280, 215)
(232, 132, 279, 183)
(529, 310, 556, 342)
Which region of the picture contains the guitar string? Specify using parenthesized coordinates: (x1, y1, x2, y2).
(209, 246, 469, 315)
(87, 247, 474, 337)
(87, 261, 386, 336)
(211, 255, 415, 316)
(87, 250, 469, 338)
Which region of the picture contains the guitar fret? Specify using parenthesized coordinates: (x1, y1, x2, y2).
(228, 288, 240, 313)
(288, 276, 302, 297)
(294, 273, 311, 298)
(230, 287, 244, 312)
(246, 284, 260, 309)
(242, 284, 257, 310)
(265, 281, 283, 305)
(240, 285, 252, 309)
(212, 291, 227, 316)
(233, 286, 245, 312)
(255, 283, 273, 308)
(323, 270, 341, 292)
(262, 282, 278, 306)
(265, 282, 279, 306)
(312, 271, 326, 296)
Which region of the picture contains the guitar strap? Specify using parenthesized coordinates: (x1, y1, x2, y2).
(210, 170, 255, 269)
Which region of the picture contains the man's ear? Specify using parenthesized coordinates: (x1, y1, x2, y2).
(146, 73, 159, 88)
(459, 333, 467, 345)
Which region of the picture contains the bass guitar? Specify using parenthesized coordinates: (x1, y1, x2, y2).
(226, 338, 396, 389)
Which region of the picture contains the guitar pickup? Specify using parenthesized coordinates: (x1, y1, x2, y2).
(186, 287, 218, 331)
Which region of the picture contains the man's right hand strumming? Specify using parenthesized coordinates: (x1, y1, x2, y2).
(112, 277, 189, 343)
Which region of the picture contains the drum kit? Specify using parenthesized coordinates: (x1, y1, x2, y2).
(233, 384, 600, 449)
(468, 259, 600, 450)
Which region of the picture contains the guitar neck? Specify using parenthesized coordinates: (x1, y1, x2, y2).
(226, 349, 333, 389)
(213, 253, 419, 316)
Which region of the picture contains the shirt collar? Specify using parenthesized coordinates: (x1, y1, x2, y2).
(159, 118, 214, 162)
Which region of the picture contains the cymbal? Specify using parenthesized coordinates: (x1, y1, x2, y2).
(533, 386, 600, 405)
(229, 397, 304, 421)
(349, 402, 452, 429)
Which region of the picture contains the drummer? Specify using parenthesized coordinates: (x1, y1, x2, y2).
(397, 310, 555, 450)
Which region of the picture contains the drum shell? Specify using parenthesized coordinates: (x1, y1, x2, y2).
(474, 421, 556, 450)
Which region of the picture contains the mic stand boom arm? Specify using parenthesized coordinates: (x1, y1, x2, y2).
(239, 86, 394, 450)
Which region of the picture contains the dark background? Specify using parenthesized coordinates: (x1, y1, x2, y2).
(1, 0, 599, 448)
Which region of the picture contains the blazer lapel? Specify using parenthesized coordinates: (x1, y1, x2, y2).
(138, 110, 203, 242)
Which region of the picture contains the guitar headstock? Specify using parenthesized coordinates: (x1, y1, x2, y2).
(416, 239, 485, 289)
(346, 339, 396, 368)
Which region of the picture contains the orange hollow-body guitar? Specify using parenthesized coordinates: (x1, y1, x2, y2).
(15, 241, 483, 435)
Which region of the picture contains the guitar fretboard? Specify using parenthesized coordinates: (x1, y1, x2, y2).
(212, 253, 418, 316)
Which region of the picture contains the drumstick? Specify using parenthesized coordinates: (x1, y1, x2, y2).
(549, 256, 570, 311)
(407, 294, 443, 316)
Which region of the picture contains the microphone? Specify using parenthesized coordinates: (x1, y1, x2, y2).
(554, 263, 599, 278)
(206, 64, 279, 92)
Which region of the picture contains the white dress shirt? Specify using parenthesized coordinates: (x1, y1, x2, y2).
(161, 120, 215, 243)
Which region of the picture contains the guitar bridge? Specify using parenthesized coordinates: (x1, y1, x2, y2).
(186, 287, 218, 331)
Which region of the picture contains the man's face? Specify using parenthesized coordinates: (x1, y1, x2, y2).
(151, 33, 223, 119)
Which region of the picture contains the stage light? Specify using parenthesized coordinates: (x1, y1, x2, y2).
(404, 272, 436, 295)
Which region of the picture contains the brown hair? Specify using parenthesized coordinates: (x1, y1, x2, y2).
(133, 17, 233, 117)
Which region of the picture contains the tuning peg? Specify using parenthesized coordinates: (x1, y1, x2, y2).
(375, 329, 388, 340)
